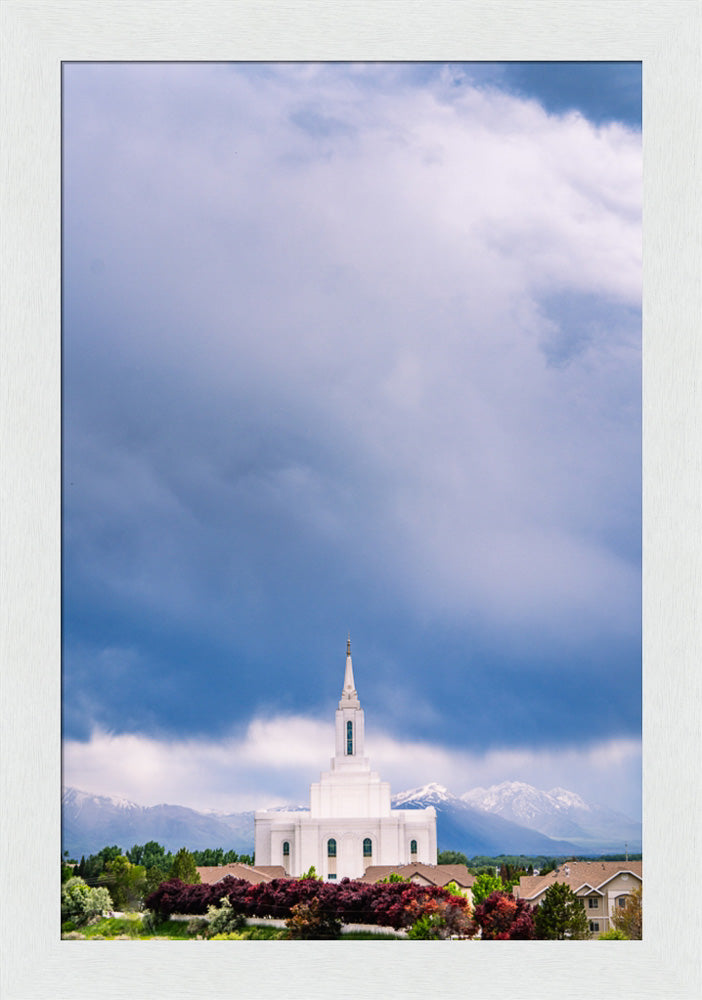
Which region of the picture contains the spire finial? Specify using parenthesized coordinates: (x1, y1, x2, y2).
(347, 633, 351, 656)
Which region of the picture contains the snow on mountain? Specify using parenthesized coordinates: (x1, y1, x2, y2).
(547, 787, 592, 812)
(461, 781, 590, 823)
(62, 787, 255, 858)
(63, 779, 641, 861)
(459, 781, 640, 850)
(392, 783, 457, 807)
(62, 787, 141, 813)
(392, 783, 581, 856)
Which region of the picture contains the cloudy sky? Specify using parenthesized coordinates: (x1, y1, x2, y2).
(62, 62, 641, 820)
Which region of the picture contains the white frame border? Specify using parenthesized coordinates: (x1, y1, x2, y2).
(1, 2, 700, 998)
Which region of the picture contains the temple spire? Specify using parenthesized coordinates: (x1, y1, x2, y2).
(339, 633, 360, 708)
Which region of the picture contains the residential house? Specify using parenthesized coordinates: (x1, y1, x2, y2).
(196, 862, 287, 886)
(514, 860, 642, 937)
(359, 863, 475, 907)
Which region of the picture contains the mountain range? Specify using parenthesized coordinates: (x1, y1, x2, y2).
(62, 781, 641, 860)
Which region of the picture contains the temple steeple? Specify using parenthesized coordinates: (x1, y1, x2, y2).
(333, 635, 365, 764)
(255, 635, 437, 879)
(339, 633, 360, 709)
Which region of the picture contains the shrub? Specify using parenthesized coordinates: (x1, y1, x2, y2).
(141, 910, 159, 935)
(599, 927, 628, 939)
(61, 877, 113, 926)
(407, 913, 445, 939)
(406, 898, 476, 939)
(145, 875, 473, 930)
(206, 897, 246, 938)
(286, 897, 342, 939)
(188, 917, 210, 937)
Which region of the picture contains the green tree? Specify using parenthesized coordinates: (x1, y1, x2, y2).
(126, 841, 172, 870)
(437, 850, 469, 866)
(169, 847, 201, 884)
(299, 865, 321, 881)
(534, 882, 591, 940)
(471, 872, 505, 908)
(145, 865, 171, 896)
(99, 855, 147, 910)
(611, 886, 642, 940)
(80, 845, 123, 882)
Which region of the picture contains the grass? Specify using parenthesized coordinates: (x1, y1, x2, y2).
(63, 915, 200, 940)
(61, 915, 401, 941)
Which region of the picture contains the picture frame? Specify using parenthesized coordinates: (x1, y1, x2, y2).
(1, 2, 699, 997)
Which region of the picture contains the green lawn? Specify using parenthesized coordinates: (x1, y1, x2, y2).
(63, 916, 290, 940)
(61, 915, 404, 941)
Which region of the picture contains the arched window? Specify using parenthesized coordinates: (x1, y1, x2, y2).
(410, 839, 418, 856)
(327, 838, 337, 858)
(282, 841, 290, 857)
(363, 838, 372, 858)
(346, 720, 353, 755)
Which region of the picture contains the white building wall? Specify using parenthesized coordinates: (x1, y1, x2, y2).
(255, 806, 436, 879)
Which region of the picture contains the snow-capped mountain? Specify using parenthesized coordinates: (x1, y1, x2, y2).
(460, 781, 641, 851)
(62, 788, 256, 858)
(63, 779, 640, 860)
(393, 782, 457, 807)
(391, 784, 581, 855)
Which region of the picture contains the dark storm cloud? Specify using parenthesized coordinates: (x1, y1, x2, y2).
(62, 63, 641, 807)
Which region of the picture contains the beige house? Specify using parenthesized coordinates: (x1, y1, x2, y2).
(196, 862, 287, 886)
(514, 860, 642, 937)
(359, 863, 475, 907)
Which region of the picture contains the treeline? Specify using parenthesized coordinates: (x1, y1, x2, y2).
(438, 851, 641, 875)
(63, 842, 254, 911)
(69, 842, 254, 883)
(438, 851, 558, 877)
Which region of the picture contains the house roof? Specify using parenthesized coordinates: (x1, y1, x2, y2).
(195, 863, 287, 885)
(358, 864, 475, 888)
(516, 861, 642, 901)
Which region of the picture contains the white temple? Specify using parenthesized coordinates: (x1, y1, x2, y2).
(254, 638, 437, 880)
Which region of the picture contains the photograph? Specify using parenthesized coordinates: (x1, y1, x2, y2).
(60, 60, 643, 944)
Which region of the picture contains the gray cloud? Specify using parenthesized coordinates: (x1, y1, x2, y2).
(63, 64, 641, 757)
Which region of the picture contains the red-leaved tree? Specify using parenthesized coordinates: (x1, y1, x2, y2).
(473, 890, 535, 940)
(145, 875, 470, 930)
